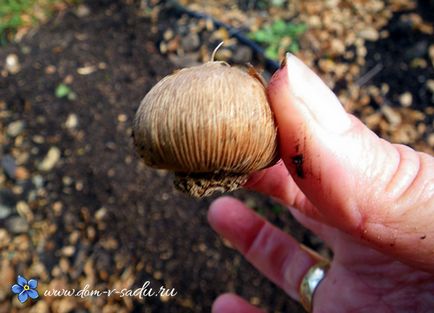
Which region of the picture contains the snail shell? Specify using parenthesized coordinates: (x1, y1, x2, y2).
(133, 62, 278, 197)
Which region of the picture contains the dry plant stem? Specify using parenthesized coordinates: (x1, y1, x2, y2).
(211, 41, 225, 61)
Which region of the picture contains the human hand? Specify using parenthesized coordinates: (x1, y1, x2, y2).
(208, 54, 434, 313)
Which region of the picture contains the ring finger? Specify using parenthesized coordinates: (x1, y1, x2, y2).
(207, 196, 328, 301)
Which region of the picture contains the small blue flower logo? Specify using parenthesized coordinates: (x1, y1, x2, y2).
(11, 275, 39, 303)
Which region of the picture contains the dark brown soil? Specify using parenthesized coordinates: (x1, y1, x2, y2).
(364, 2, 434, 112)
(0, 1, 314, 312)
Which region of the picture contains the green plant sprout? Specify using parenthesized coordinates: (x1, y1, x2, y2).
(0, 0, 79, 44)
(0, 0, 32, 43)
(249, 19, 307, 60)
(55, 83, 76, 100)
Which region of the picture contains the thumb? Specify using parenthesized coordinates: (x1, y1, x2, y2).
(268, 53, 434, 270)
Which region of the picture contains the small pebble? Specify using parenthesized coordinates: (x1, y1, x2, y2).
(359, 28, 379, 41)
(0, 203, 13, 219)
(6, 120, 25, 137)
(32, 135, 45, 144)
(77, 65, 96, 75)
(64, 74, 74, 84)
(75, 4, 91, 18)
(426, 80, 434, 93)
(231, 46, 253, 64)
(45, 65, 56, 74)
(0, 229, 9, 244)
(399, 92, 413, 107)
(163, 29, 174, 41)
(181, 33, 200, 52)
(6, 216, 29, 234)
(1, 155, 16, 178)
(381, 105, 401, 126)
(38, 147, 61, 172)
(117, 114, 128, 123)
(32, 175, 44, 189)
(428, 44, 434, 66)
(410, 58, 427, 69)
(62, 246, 76, 257)
(15, 151, 29, 166)
(153, 271, 163, 280)
(16, 201, 33, 222)
(5, 54, 21, 74)
(428, 133, 434, 147)
(250, 297, 261, 306)
(160, 293, 171, 303)
(0, 260, 15, 298)
(63, 176, 73, 186)
(318, 58, 335, 73)
(381, 83, 390, 95)
(330, 38, 346, 55)
(65, 113, 79, 129)
(214, 48, 232, 62)
(15, 166, 30, 180)
(95, 207, 107, 221)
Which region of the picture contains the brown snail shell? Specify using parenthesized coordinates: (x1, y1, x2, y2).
(133, 62, 278, 197)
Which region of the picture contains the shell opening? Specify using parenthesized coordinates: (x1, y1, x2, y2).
(174, 171, 248, 198)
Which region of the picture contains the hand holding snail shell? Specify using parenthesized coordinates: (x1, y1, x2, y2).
(133, 61, 278, 197)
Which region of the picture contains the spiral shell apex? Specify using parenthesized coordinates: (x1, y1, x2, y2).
(133, 62, 278, 197)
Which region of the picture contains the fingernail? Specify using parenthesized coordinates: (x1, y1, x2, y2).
(284, 53, 352, 134)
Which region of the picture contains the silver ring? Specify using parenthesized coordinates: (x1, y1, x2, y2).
(299, 260, 330, 312)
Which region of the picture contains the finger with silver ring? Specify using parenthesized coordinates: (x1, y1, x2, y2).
(208, 197, 331, 302)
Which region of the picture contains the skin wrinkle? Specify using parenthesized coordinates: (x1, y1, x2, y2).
(242, 219, 314, 301)
(317, 267, 386, 313)
(314, 127, 429, 266)
(399, 152, 433, 202)
(280, 249, 298, 297)
(245, 164, 323, 220)
(336, 240, 434, 286)
(240, 216, 266, 256)
(346, 132, 428, 241)
(377, 275, 433, 312)
(329, 261, 433, 312)
(269, 171, 294, 203)
(336, 120, 389, 204)
(384, 144, 419, 197)
(361, 188, 434, 267)
(334, 227, 434, 310)
(318, 148, 364, 232)
(324, 131, 393, 239)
